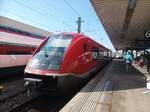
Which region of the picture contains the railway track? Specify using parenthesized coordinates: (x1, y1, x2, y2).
(0, 79, 89, 112)
(0, 77, 78, 112)
(0, 87, 40, 112)
(9, 90, 82, 112)
(0, 65, 105, 112)
(0, 74, 40, 112)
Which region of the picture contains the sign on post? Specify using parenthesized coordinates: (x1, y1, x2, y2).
(145, 31, 150, 39)
(134, 39, 150, 48)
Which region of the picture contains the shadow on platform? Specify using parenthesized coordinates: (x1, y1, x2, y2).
(81, 60, 146, 92)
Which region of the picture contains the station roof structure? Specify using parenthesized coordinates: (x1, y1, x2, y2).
(0, 16, 52, 36)
(91, 0, 150, 50)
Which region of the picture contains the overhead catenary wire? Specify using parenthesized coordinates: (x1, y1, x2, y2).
(43, 0, 77, 30)
(63, 0, 87, 33)
(80, 1, 104, 35)
(84, 6, 113, 49)
(1, 0, 114, 50)
(14, 0, 96, 34)
(62, 0, 101, 35)
(13, 0, 76, 31)
(63, 0, 81, 17)
(0, 8, 56, 31)
(13, 0, 53, 17)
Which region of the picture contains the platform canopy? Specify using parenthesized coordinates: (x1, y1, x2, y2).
(91, 0, 150, 50)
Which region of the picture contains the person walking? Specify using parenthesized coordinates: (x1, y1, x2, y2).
(123, 52, 133, 72)
(145, 51, 150, 74)
(138, 53, 145, 68)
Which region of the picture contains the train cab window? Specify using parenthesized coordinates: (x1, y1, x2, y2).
(45, 35, 73, 48)
(39, 35, 73, 57)
(0, 25, 8, 30)
(28, 35, 74, 70)
(83, 44, 87, 52)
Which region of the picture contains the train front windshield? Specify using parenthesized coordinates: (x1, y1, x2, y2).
(27, 35, 73, 70)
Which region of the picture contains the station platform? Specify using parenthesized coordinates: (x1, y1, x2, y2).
(132, 63, 150, 80)
(60, 59, 150, 112)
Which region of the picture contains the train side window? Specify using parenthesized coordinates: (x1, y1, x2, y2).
(92, 47, 99, 59)
(99, 50, 104, 57)
(6, 51, 33, 55)
(83, 44, 87, 52)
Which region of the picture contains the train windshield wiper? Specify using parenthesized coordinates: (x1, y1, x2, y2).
(43, 47, 49, 57)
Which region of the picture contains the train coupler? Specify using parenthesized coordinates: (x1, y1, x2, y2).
(24, 78, 42, 96)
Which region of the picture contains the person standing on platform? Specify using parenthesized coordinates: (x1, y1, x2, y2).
(145, 51, 150, 74)
(123, 52, 133, 72)
(138, 53, 145, 68)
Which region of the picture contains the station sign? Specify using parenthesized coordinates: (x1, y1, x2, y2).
(134, 39, 150, 48)
(145, 31, 150, 39)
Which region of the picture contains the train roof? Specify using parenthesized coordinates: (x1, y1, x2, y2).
(0, 16, 52, 37)
(53, 32, 79, 36)
(53, 32, 111, 51)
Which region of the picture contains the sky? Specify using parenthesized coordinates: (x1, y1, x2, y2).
(0, 0, 115, 51)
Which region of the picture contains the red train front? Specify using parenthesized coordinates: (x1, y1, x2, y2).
(24, 32, 110, 92)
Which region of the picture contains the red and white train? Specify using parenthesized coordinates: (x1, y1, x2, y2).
(0, 25, 46, 76)
(24, 33, 111, 91)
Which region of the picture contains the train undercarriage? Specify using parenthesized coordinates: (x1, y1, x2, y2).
(24, 73, 85, 94)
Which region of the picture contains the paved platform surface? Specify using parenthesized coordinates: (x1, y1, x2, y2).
(132, 63, 150, 80)
(60, 59, 150, 112)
